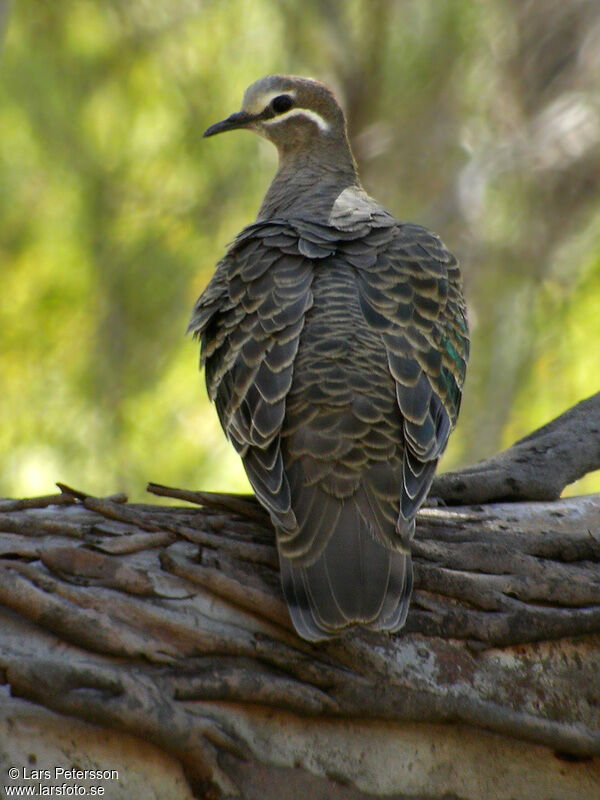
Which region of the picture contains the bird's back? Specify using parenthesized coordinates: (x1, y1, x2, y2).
(279, 249, 413, 639)
(191, 209, 468, 641)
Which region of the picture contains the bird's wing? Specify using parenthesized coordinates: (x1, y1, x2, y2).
(189, 222, 315, 532)
(350, 222, 469, 538)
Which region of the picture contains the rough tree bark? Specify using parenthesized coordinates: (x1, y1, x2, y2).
(0, 394, 599, 799)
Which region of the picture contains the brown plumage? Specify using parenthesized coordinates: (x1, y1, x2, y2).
(190, 75, 469, 641)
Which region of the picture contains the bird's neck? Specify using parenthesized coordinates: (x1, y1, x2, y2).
(258, 142, 361, 221)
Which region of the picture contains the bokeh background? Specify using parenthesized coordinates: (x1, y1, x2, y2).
(2, 0, 599, 500)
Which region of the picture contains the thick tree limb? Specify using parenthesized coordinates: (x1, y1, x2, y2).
(431, 391, 600, 503)
(0, 397, 600, 798)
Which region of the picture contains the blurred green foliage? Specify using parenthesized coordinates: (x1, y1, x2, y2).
(1, 0, 599, 500)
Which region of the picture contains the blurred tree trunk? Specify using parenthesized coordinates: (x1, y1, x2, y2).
(0, 396, 599, 799)
(279, 0, 600, 469)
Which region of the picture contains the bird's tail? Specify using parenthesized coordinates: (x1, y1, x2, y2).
(278, 501, 413, 642)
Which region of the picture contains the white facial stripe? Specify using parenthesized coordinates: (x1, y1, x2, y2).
(245, 89, 297, 114)
(263, 108, 330, 133)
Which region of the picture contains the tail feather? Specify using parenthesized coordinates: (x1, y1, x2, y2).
(372, 553, 413, 632)
(279, 499, 412, 641)
(279, 558, 327, 642)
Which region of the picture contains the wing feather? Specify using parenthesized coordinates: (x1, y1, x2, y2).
(352, 222, 469, 531)
(189, 224, 315, 533)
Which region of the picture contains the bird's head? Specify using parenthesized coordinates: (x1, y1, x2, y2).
(203, 75, 347, 155)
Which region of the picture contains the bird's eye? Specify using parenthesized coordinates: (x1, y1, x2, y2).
(271, 95, 294, 114)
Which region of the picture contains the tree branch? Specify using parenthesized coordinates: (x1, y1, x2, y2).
(431, 391, 600, 503)
(1, 396, 600, 797)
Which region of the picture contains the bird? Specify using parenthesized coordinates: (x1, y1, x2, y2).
(190, 75, 469, 641)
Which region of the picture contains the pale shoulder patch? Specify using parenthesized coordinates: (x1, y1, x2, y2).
(328, 187, 395, 230)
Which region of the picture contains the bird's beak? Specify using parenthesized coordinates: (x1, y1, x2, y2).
(203, 111, 256, 138)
